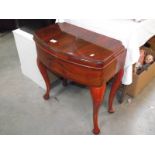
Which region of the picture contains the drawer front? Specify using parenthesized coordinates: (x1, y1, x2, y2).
(37, 45, 103, 87)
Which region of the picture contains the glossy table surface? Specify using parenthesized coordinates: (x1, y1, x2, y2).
(34, 22, 125, 68)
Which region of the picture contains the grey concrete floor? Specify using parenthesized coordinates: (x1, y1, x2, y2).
(0, 32, 155, 135)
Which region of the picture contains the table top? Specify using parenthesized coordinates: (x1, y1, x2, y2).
(34, 22, 125, 68)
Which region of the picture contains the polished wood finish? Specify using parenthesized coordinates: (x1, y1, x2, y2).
(108, 69, 124, 113)
(34, 22, 126, 134)
(90, 84, 106, 134)
(37, 58, 51, 100)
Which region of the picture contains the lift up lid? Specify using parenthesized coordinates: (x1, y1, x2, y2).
(34, 22, 126, 68)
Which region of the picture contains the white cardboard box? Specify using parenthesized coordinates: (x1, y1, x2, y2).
(13, 29, 57, 90)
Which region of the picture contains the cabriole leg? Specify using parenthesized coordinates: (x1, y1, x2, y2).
(37, 58, 51, 100)
(108, 69, 124, 113)
(60, 77, 68, 87)
(119, 84, 127, 103)
(90, 84, 106, 135)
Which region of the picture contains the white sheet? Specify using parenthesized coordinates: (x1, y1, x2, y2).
(56, 19, 155, 85)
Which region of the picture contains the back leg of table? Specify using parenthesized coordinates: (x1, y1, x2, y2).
(90, 84, 106, 134)
(37, 58, 51, 100)
(108, 69, 124, 113)
(119, 84, 127, 103)
(60, 77, 68, 87)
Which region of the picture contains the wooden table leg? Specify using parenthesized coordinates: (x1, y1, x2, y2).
(90, 84, 106, 134)
(37, 58, 51, 100)
(108, 69, 124, 113)
(119, 84, 127, 103)
(60, 77, 68, 87)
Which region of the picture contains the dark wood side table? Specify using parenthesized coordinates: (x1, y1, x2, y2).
(34, 22, 126, 134)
